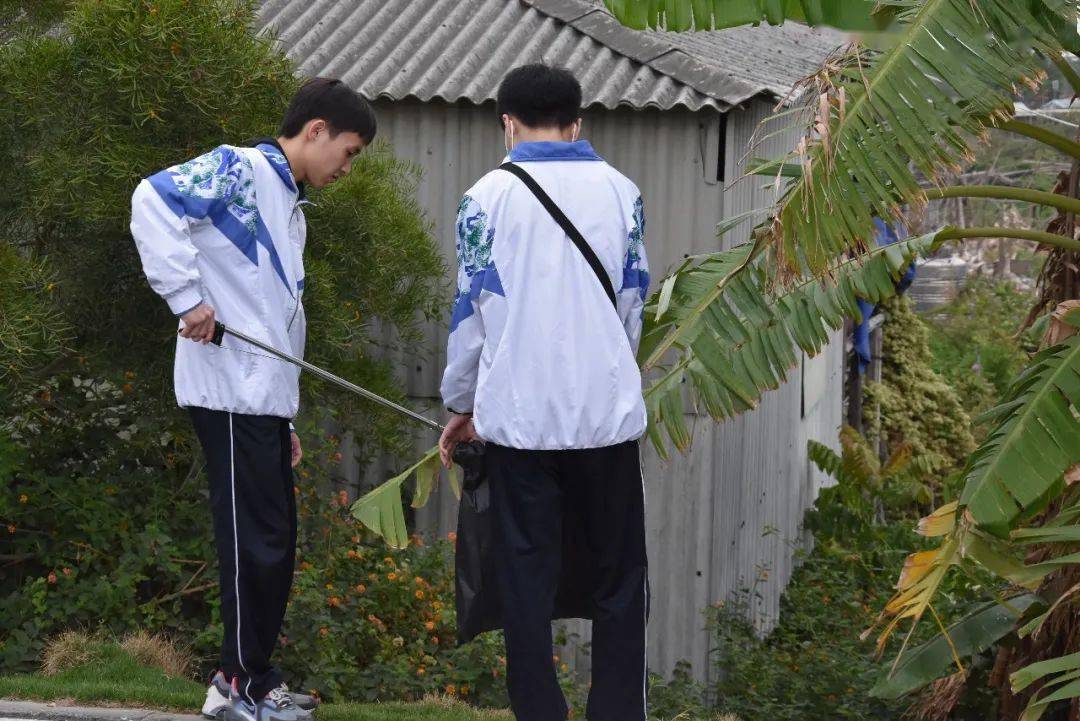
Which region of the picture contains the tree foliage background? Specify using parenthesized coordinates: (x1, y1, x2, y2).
(0, 0, 446, 458)
(0, 0, 451, 686)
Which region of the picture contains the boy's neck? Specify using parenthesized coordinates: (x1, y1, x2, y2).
(276, 135, 306, 184)
(515, 126, 575, 143)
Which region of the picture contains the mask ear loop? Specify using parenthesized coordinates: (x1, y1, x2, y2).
(571, 120, 580, 143)
(505, 118, 516, 154)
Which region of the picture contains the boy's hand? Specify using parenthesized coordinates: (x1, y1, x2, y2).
(439, 413, 477, 469)
(290, 431, 303, 468)
(180, 303, 216, 344)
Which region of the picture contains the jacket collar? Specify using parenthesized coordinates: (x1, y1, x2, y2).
(251, 137, 304, 198)
(508, 140, 602, 163)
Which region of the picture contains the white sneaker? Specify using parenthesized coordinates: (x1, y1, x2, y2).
(202, 672, 317, 719)
(223, 678, 313, 721)
(201, 671, 231, 720)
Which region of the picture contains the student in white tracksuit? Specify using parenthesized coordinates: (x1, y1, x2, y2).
(438, 65, 651, 721)
(130, 78, 375, 721)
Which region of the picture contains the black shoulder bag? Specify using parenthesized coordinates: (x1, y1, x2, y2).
(498, 161, 618, 309)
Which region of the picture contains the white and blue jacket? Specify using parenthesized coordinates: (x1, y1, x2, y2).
(130, 142, 307, 419)
(440, 140, 650, 450)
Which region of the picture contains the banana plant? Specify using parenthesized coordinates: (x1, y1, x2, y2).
(870, 307, 1080, 714)
(608, 0, 1078, 278)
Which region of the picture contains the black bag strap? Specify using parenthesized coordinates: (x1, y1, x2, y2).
(499, 162, 617, 310)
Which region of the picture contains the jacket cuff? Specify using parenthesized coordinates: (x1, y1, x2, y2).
(166, 285, 204, 317)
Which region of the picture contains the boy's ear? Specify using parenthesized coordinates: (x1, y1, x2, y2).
(305, 118, 329, 141)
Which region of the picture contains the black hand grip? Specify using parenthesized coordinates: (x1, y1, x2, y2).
(451, 440, 487, 491)
(211, 321, 226, 346)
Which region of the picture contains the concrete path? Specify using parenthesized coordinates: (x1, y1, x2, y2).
(0, 700, 200, 721)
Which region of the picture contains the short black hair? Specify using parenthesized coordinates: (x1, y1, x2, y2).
(279, 77, 377, 143)
(496, 64, 582, 129)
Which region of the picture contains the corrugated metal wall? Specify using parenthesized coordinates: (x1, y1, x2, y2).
(357, 97, 842, 684)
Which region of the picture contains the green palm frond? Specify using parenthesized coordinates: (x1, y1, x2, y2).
(1012, 652, 1080, 721)
(610, 0, 1074, 275)
(958, 333, 1080, 537)
(602, 0, 893, 31)
(350, 446, 441, 549)
(643, 231, 939, 457)
(871, 594, 1043, 700)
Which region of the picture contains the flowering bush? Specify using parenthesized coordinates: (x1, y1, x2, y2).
(0, 365, 521, 706)
(275, 485, 511, 706)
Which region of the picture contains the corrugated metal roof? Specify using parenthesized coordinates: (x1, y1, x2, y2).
(256, 0, 845, 112)
(651, 22, 846, 101)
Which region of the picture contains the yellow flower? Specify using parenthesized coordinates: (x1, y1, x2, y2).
(445, 684, 457, 696)
(425, 621, 435, 631)
(325, 583, 334, 590)
(415, 590, 425, 600)
(18, 494, 28, 504)
(416, 666, 425, 676)
(355, 584, 366, 594)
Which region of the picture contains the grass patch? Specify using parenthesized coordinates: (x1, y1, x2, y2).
(1, 641, 203, 710)
(1, 636, 729, 720)
(0, 637, 512, 720)
(119, 631, 192, 679)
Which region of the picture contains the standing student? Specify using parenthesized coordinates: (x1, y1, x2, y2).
(130, 78, 375, 721)
(439, 64, 651, 721)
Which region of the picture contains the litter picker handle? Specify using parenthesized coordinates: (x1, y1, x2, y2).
(188, 321, 444, 433)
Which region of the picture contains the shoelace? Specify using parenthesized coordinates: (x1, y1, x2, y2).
(266, 687, 295, 709)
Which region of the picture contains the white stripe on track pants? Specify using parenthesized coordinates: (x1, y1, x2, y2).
(189, 406, 296, 705)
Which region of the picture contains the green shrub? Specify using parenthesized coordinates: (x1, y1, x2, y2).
(704, 509, 999, 720)
(0, 364, 515, 705)
(0, 0, 446, 461)
(924, 276, 1033, 414)
(864, 295, 975, 482)
(643, 420, 1001, 720)
(0, 245, 70, 403)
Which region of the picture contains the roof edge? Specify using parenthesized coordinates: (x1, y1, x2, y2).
(522, 0, 763, 106)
